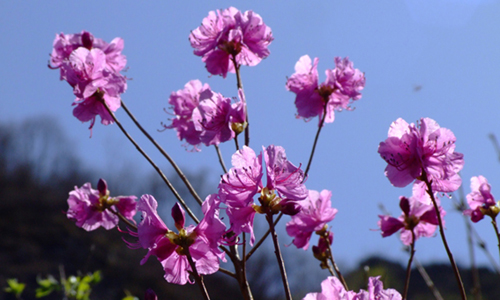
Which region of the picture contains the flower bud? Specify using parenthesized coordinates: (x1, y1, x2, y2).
(144, 288, 158, 300)
(81, 31, 94, 50)
(280, 201, 302, 216)
(171, 203, 185, 231)
(97, 178, 108, 196)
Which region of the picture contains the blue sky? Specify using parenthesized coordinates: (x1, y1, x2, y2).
(2, 0, 500, 276)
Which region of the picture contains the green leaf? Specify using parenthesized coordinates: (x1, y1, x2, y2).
(4, 278, 25, 297)
(35, 275, 59, 298)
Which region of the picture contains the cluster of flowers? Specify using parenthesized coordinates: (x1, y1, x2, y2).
(377, 117, 463, 243)
(189, 7, 274, 78)
(66, 143, 342, 285)
(286, 55, 366, 125)
(67, 179, 136, 231)
(304, 276, 401, 300)
(55, 5, 496, 300)
(378, 184, 444, 245)
(164, 80, 246, 150)
(49, 31, 127, 133)
(465, 175, 500, 223)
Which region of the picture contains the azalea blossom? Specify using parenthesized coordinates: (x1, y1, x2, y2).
(49, 31, 127, 133)
(355, 276, 402, 300)
(378, 117, 464, 193)
(464, 176, 500, 222)
(134, 195, 222, 285)
(218, 145, 307, 244)
(303, 276, 401, 300)
(67, 178, 136, 231)
(49, 30, 126, 79)
(286, 189, 338, 249)
(164, 80, 212, 150)
(189, 7, 273, 78)
(303, 276, 356, 300)
(192, 89, 246, 146)
(378, 184, 444, 245)
(286, 55, 365, 126)
(65, 47, 127, 132)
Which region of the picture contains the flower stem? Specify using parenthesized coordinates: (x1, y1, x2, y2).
(186, 250, 211, 300)
(234, 135, 240, 151)
(422, 171, 466, 300)
(303, 104, 328, 179)
(403, 231, 416, 300)
(102, 102, 199, 223)
(110, 209, 137, 231)
(266, 213, 292, 300)
(414, 258, 444, 300)
(228, 243, 254, 300)
(490, 217, 500, 262)
(214, 145, 228, 174)
(455, 184, 482, 300)
(231, 56, 249, 147)
(325, 235, 348, 290)
(120, 100, 203, 206)
(246, 212, 283, 260)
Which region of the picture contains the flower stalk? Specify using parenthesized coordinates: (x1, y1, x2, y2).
(403, 231, 416, 300)
(102, 101, 199, 223)
(185, 251, 211, 300)
(120, 100, 203, 206)
(422, 170, 466, 300)
(266, 213, 292, 300)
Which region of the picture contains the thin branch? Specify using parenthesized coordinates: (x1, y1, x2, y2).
(103, 101, 199, 223)
(110, 209, 137, 231)
(326, 235, 348, 290)
(231, 56, 249, 147)
(414, 258, 444, 300)
(214, 145, 228, 174)
(422, 171, 466, 300)
(186, 250, 211, 300)
(266, 213, 292, 300)
(403, 231, 416, 300)
(246, 213, 283, 260)
(455, 183, 482, 300)
(120, 100, 203, 206)
(491, 217, 500, 262)
(303, 105, 328, 179)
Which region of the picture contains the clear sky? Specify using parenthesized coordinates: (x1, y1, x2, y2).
(2, 0, 500, 274)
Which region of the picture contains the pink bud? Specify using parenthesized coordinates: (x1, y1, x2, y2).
(97, 178, 108, 196)
(280, 201, 302, 216)
(81, 31, 94, 50)
(171, 203, 185, 231)
(144, 288, 158, 300)
(399, 196, 410, 216)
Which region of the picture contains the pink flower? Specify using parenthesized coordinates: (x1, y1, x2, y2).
(164, 80, 212, 150)
(464, 176, 499, 222)
(135, 195, 221, 285)
(303, 276, 402, 300)
(378, 117, 464, 193)
(286, 190, 338, 249)
(218, 145, 306, 244)
(378, 184, 444, 245)
(286, 55, 365, 126)
(49, 31, 128, 134)
(65, 48, 127, 132)
(355, 276, 402, 300)
(67, 179, 137, 231)
(192, 89, 246, 146)
(49, 31, 126, 79)
(189, 7, 273, 78)
(264, 145, 308, 201)
(303, 276, 356, 300)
